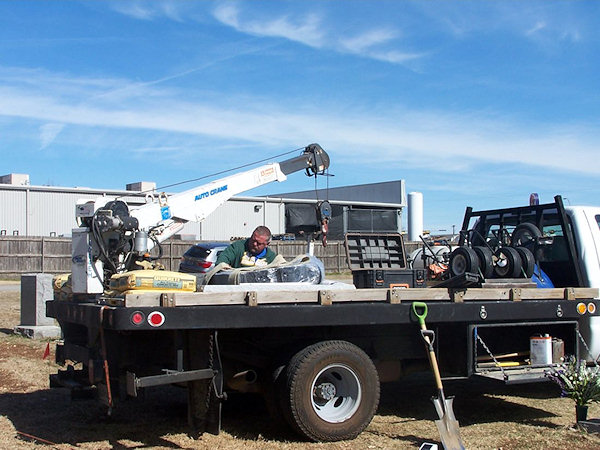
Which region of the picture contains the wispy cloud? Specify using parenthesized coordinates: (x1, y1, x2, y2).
(39, 123, 65, 149)
(212, 3, 424, 65)
(109, 0, 186, 22)
(0, 67, 598, 177)
(526, 21, 547, 36)
(340, 29, 398, 53)
(213, 4, 325, 48)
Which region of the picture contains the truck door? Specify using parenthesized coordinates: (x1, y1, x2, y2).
(566, 207, 600, 288)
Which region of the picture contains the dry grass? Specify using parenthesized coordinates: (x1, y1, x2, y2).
(2, 288, 600, 449)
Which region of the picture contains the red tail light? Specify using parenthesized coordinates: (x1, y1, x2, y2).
(198, 261, 212, 268)
(148, 311, 165, 327)
(130, 311, 145, 326)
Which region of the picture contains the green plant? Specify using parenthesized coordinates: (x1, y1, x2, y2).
(546, 356, 600, 406)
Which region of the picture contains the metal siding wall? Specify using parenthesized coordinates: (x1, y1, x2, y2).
(29, 191, 80, 236)
(0, 190, 26, 235)
(201, 200, 285, 240)
(1, 186, 398, 240)
(180, 222, 202, 239)
(0, 188, 149, 237)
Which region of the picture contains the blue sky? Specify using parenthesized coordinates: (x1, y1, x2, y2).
(1, 1, 599, 233)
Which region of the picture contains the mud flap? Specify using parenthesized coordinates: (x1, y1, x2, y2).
(186, 330, 224, 436)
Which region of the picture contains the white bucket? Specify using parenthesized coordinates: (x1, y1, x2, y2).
(530, 335, 552, 365)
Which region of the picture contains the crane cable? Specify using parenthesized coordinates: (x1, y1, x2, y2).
(117, 146, 304, 199)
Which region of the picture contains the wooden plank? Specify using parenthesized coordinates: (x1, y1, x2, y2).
(572, 288, 599, 299)
(460, 288, 511, 301)
(254, 290, 321, 305)
(394, 288, 450, 302)
(323, 289, 389, 303)
(122, 286, 600, 307)
(124, 291, 247, 307)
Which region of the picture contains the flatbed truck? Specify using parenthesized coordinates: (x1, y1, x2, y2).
(47, 279, 598, 441)
(45, 145, 600, 441)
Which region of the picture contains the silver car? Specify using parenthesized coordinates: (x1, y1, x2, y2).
(179, 242, 229, 273)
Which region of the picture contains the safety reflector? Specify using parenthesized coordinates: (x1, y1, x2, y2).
(131, 311, 145, 325)
(148, 311, 165, 327)
(588, 303, 597, 314)
(577, 303, 587, 315)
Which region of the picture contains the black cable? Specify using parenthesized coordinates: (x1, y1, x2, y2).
(91, 212, 120, 274)
(149, 235, 163, 261)
(116, 146, 304, 199)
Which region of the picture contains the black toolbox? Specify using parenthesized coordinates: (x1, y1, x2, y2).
(344, 233, 425, 288)
(352, 268, 425, 289)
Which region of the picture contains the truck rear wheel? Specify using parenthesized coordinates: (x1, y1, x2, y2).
(280, 340, 380, 442)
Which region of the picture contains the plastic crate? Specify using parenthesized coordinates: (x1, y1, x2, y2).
(344, 233, 407, 271)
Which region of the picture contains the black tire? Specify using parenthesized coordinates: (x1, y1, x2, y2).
(280, 340, 380, 442)
(493, 247, 523, 278)
(449, 247, 480, 277)
(515, 246, 535, 278)
(511, 223, 541, 250)
(472, 246, 494, 279)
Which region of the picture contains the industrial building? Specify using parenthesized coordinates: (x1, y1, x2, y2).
(0, 173, 406, 241)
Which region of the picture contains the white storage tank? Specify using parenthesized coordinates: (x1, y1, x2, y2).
(408, 192, 423, 242)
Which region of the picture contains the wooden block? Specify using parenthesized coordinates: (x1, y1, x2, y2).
(319, 291, 333, 306)
(510, 288, 521, 302)
(246, 291, 258, 307)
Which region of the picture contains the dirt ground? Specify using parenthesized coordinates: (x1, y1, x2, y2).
(2, 286, 600, 449)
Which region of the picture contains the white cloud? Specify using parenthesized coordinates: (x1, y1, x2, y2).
(212, 3, 424, 66)
(213, 4, 325, 48)
(526, 21, 546, 36)
(39, 123, 65, 149)
(0, 68, 598, 178)
(109, 0, 185, 22)
(340, 29, 398, 53)
(110, 2, 157, 21)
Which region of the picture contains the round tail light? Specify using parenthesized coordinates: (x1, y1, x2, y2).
(130, 311, 145, 326)
(148, 311, 165, 327)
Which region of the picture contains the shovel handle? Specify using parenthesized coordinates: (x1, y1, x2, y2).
(412, 301, 428, 327)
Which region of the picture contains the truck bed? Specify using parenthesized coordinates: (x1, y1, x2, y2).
(47, 286, 598, 331)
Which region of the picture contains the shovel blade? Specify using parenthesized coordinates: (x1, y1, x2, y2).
(432, 397, 464, 450)
(435, 418, 465, 450)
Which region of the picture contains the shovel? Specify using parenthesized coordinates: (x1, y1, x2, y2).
(412, 301, 465, 450)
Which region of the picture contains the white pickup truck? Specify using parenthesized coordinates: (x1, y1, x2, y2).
(458, 195, 600, 359)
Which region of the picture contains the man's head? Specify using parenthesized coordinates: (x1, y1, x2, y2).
(248, 226, 271, 255)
